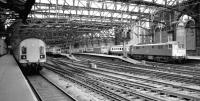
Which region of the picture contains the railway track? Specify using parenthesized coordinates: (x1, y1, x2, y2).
(91, 56, 200, 73)
(27, 74, 76, 101)
(145, 61, 200, 73)
(74, 56, 200, 84)
(44, 65, 147, 101)
(65, 56, 200, 90)
(47, 58, 200, 101)
(75, 55, 200, 73)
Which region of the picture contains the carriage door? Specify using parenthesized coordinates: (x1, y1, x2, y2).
(26, 41, 40, 62)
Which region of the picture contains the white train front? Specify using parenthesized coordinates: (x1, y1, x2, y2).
(13, 38, 46, 72)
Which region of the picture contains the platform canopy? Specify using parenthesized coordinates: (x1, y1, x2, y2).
(1, 0, 190, 30)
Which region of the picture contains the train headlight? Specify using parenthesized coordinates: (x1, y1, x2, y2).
(40, 55, 45, 59)
(21, 55, 26, 59)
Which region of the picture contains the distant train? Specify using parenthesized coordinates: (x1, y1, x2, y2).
(109, 45, 130, 56)
(70, 41, 186, 63)
(128, 42, 186, 62)
(12, 38, 46, 73)
(46, 46, 62, 57)
(94, 46, 110, 54)
(0, 39, 7, 56)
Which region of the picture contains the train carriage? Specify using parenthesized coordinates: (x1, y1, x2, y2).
(129, 41, 186, 62)
(85, 47, 94, 53)
(13, 38, 46, 73)
(109, 45, 129, 56)
(93, 46, 109, 54)
(46, 46, 62, 57)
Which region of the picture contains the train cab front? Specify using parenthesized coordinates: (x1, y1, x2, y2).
(19, 46, 46, 72)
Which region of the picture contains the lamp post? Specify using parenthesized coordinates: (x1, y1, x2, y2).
(123, 28, 128, 58)
(158, 20, 164, 43)
(123, 38, 127, 58)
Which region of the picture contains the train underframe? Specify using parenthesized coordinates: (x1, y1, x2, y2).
(20, 62, 44, 74)
(108, 52, 186, 63)
(128, 54, 186, 63)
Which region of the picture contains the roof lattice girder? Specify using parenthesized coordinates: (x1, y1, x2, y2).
(30, 0, 155, 24)
(34, 3, 149, 16)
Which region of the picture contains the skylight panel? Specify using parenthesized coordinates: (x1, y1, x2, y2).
(113, 13, 120, 18)
(34, 14, 43, 18)
(168, 1, 174, 5)
(75, 0, 87, 7)
(155, 0, 165, 5)
(92, 11, 100, 16)
(116, 3, 122, 10)
(91, 1, 102, 8)
(105, 2, 114, 10)
(82, 10, 89, 15)
(129, 4, 136, 12)
(177, 0, 187, 3)
(36, 0, 49, 3)
(105, 12, 112, 17)
(120, 4, 128, 11)
(132, 6, 139, 12)
(143, 0, 153, 2)
(132, 16, 137, 19)
(64, 0, 73, 6)
(139, 6, 146, 12)
(101, 11, 108, 16)
(123, 14, 130, 19)
(57, 0, 64, 5)
(69, 10, 77, 14)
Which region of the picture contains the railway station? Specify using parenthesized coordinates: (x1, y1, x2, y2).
(0, 0, 200, 101)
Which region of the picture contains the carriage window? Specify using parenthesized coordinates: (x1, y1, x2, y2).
(136, 47, 139, 49)
(21, 46, 27, 54)
(168, 44, 172, 49)
(158, 45, 163, 49)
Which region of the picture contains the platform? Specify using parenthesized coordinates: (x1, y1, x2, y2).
(0, 55, 38, 101)
(75, 53, 141, 64)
